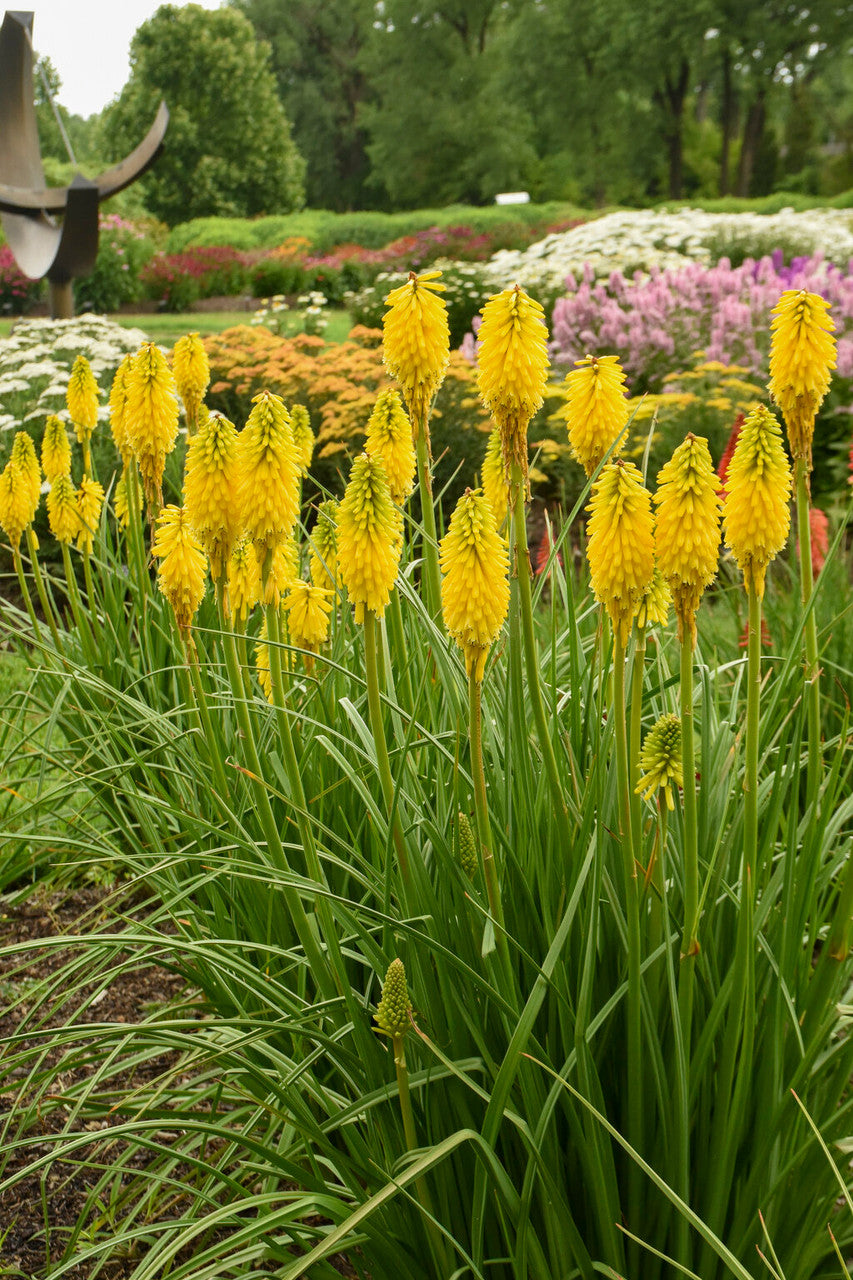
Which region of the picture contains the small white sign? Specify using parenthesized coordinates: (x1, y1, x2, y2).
(495, 191, 530, 205)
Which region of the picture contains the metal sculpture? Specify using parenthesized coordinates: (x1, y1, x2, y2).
(0, 10, 168, 318)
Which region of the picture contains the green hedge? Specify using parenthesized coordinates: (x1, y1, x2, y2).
(653, 189, 853, 214)
(165, 202, 585, 255)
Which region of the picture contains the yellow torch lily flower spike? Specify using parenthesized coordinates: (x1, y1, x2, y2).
(262, 537, 300, 608)
(66, 354, 99, 446)
(153, 504, 207, 637)
(114, 469, 130, 529)
(255, 619, 273, 702)
(481, 422, 507, 527)
(11, 431, 41, 514)
(238, 390, 299, 563)
(723, 405, 792, 598)
(126, 342, 180, 513)
(109, 353, 134, 463)
(586, 460, 655, 646)
(634, 564, 672, 630)
(41, 415, 71, 482)
(440, 488, 510, 682)
(769, 289, 835, 468)
(654, 434, 721, 644)
(636, 713, 683, 810)
(75, 477, 105, 556)
(183, 409, 241, 583)
(337, 452, 403, 623)
(309, 499, 338, 591)
(285, 578, 332, 668)
(47, 474, 80, 544)
(290, 403, 315, 476)
(382, 271, 450, 432)
(227, 532, 261, 623)
(0, 437, 40, 548)
(172, 332, 210, 433)
(562, 354, 629, 478)
(476, 285, 549, 485)
(364, 388, 416, 504)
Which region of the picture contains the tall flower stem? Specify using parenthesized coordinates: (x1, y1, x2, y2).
(24, 528, 62, 651)
(614, 630, 643, 1242)
(629, 625, 647, 881)
(677, 632, 699, 1103)
(82, 550, 102, 644)
(13, 545, 41, 640)
(213, 578, 336, 1002)
(60, 543, 96, 661)
(468, 669, 507, 962)
(392, 1032, 448, 1273)
(125, 463, 149, 603)
(510, 466, 566, 818)
(364, 607, 410, 882)
(415, 428, 441, 619)
(795, 459, 822, 805)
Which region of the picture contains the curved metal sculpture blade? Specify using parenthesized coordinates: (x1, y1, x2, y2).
(0, 10, 167, 314)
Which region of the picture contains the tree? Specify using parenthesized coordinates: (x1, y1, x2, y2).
(100, 4, 305, 224)
(361, 0, 536, 208)
(232, 0, 373, 211)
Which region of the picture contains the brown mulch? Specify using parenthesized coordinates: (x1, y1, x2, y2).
(0, 886, 358, 1280)
(0, 887, 189, 1279)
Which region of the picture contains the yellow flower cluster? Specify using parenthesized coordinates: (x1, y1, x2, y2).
(109, 354, 134, 462)
(125, 343, 179, 511)
(263, 538, 299, 608)
(337, 452, 402, 622)
(440, 488, 510, 682)
(0, 433, 41, 548)
(172, 332, 210, 431)
(635, 565, 672, 630)
(383, 271, 450, 429)
(66, 354, 99, 444)
(183, 410, 241, 582)
(290, 403, 315, 476)
(654, 435, 721, 644)
(238, 391, 299, 561)
(476, 286, 549, 483)
(47, 474, 79, 544)
(481, 423, 507, 526)
(152, 505, 207, 634)
(769, 289, 836, 466)
(364, 388, 415, 504)
(722, 405, 791, 598)
(42, 416, 71, 483)
(76, 477, 105, 555)
(227, 533, 261, 622)
(586, 461, 655, 645)
(285, 579, 333, 658)
(562, 354, 629, 478)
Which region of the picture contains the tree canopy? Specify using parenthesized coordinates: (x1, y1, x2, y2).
(100, 4, 305, 224)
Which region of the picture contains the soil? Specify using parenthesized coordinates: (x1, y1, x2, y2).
(0, 887, 357, 1279)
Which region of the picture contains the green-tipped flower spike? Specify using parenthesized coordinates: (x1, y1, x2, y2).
(586, 460, 655, 646)
(66, 354, 99, 445)
(769, 289, 836, 468)
(635, 564, 672, 630)
(374, 958, 412, 1038)
(47, 474, 80, 544)
(238, 390, 299, 562)
(126, 342, 180, 513)
(562, 353, 629, 478)
(654, 434, 722, 646)
(309, 499, 339, 591)
(183, 409, 241, 583)
(383, 271, 450, 431)
(172, 332, 210, 432)
(457, 811, 478, 879)
(114, 468, 130, 529)
(42, 415, 72, 482)
(364, 388, 416, 505)
(723, 405, 792, 599)
(227, 532, 260, 622)
(476, 285, 549, 486)
(440, 487, 510, 682)
(481, 422, 507, 526)
(75, 478, 104, 555)
(152, 504, 208, 636)
(109, 353, 134, 463)
(290, 403, 315, 475)
(337, 452, 403, 623)
(636, 713, 683, 810)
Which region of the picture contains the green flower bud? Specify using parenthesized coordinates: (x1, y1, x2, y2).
(374, 959, 412, 1038)
(457, 811, 478, 879)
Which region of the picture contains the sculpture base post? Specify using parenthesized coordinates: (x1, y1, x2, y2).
(49, 278, 73, 320)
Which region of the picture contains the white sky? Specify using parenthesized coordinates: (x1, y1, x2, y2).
(21, 1, 224, 118)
